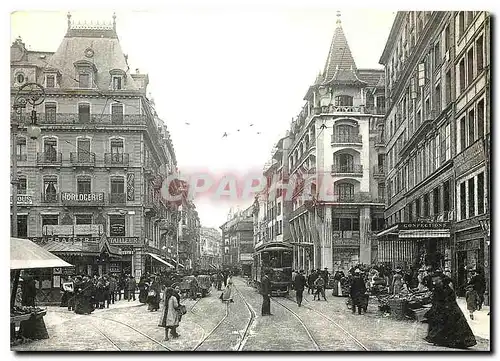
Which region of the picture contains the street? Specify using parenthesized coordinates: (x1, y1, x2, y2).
(12, 278, 490, 352)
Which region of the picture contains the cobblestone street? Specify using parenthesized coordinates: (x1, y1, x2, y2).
(12, 278, 490, 352)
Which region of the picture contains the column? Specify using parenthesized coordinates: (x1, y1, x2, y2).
(359, 206, 371, 265)
(323, 207, 333, 270)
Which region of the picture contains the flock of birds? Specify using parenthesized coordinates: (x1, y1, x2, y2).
(183, 121, 261, 138)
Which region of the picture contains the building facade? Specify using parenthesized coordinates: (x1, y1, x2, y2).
(10, 14, 186, 289)
(220, 207, 254, 274)
(378, 11, 490, 299)
(286, 15, 386, 274)
(199, 227, 222, 270)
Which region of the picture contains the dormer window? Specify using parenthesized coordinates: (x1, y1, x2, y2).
(109, 69, 127, 90)
(112, 76, 122, 90)
(46, 75, 55, 88)
(335, 95, 353, 106)
(16, 73, 25, 84)
(73, 60, 97, 89)
(79, 73, 90, 88)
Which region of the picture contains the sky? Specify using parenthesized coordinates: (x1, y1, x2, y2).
(10, 7, 396, 229)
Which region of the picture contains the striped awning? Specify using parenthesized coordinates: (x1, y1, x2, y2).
(147, 253, 175, 268)
(399, 230, 450, 238)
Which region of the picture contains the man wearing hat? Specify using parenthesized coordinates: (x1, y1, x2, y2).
(294, 270, 306, 307)
(261, 269, 272, 316)
(350, 269, 366, 315)
(468, 268, 486, 310)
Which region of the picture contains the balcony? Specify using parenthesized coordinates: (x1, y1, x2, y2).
(36, 152, 62, 167)
(331, 134, 362, 145)
(365, 106, 386, 115)
(40, 192, 59, 204)
(331, 164, 363, 176)
(313, 105, 366, 115)
(70, 152, 96, 168)
(17, 154, 27, 162)
(373, 165, 385, 178)
(374, 134, 385, 147)
(144, 197, 160, 216)
(105, 153, 130, 168)
(331, 192, 384, 203)
(60, 192, 105, 206)
(36, 113, 147, 126)
(109, 193, 126, 204)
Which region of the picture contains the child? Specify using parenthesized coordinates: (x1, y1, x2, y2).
(465, 285, 479, 320)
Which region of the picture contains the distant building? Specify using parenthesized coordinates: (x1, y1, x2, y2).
(199, 227, 222, 270)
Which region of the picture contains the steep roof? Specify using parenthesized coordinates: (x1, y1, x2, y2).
(45, 16, 138, 91)
(357, 69, 385, 87)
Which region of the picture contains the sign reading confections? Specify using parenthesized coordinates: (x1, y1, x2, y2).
(399, 222, 450, 230)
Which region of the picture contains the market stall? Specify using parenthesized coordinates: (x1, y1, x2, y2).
(10, 237, 73, 343)
(377, 289, 433, 321)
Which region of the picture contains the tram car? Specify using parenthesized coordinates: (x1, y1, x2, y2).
(252, 242, 293, 296)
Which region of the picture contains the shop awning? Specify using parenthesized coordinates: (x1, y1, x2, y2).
(167, 258, 185, 269)
(399, 230, 450, 238)
(147, 253, 175, 268)
(11, 237, 74, 270)
(375, 225, 399, 237)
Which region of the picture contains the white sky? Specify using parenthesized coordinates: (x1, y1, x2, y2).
(11, 7, 397, 229)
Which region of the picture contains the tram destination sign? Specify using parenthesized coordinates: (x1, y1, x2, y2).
(399, 222, 450, 230)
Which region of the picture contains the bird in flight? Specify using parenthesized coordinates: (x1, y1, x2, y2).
(249, 124, 254, 127)
(222, 132, 228, 138)
(185, 122, 190, 125)
(237, 129, 240, 132)
(257, 132, 261, 135)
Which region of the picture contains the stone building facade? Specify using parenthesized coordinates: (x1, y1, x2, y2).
(199, 227, 222, 270)
(378, 11, 490, 299)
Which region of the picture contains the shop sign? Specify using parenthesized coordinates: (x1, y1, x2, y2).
(240, 253, 253, 261)
(399, 222, 450, 230)
(109, 263, 121, 273)
(107, 237, 141, 245)
(10, 194, 33, 205)
(30, 236, 100, 244)
(455, 140, 485, 177)
(61, 192, 104, 204)
(62, 267, 76, 275)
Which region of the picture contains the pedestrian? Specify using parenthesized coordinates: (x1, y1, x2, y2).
(221, 273, 234, 303)
(294, 270, 306, 307)
(468, 268, 486, 310)
(261, 270, 272, 315)
(465, 284, 479, 320)
(424, 271, 476, 348)
(392, 268, 404, 295)
(21, 274, 37, 307)
(216, 272, 223, 291)
(158, 287, 180, 341)
(108, 275, 117, 305)
(64, 276, 75, 311)
(189, 276, 199, 300)
(313, 275, 326, 301)
(307, 270, 317, 295)
(127, 275, 137, 301)
(291, 269, 297, 290)
(147, 276, 161, 311)
(138, 275, 149, 304)
(349, 269, 366, 315)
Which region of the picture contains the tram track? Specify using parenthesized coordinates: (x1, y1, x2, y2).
(233, 284, 257, 351)
(191, 300, 229, 350)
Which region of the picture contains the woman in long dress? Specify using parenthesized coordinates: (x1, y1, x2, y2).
(425, 273, 477, 349)
(221, 273, 234, 303)
(158, 287, 180, 341)
(392, 269, 403, 295)
(147, 277, 161, 311)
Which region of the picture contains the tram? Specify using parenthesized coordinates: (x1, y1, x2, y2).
(252, 242, 293, 296)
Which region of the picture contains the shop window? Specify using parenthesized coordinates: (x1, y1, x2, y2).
(77, 176, 91, 194)
(16, 137, 27, 161)
(75, 214, 93, 225)
(468, 178, 475, 218)
(477, 172, 485, 215)
(109, 215, 126, 237)
(18, 215, 28, 238)
(45, 102, 57, 123)
(460, 182, 466, 220)
(468, 109, 475, 145)
(340, 218, 352, 231)
(111, 104, 124, 124)
(18, 176, 27, 194)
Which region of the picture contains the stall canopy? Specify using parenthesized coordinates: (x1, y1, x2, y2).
(147, 253, 175, 268)
(10, 237, 73, 270)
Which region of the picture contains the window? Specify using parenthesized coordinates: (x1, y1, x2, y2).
(77, 177, 91, 194)
(112, 76, 122, 90)
(477, 99, 484, 139)
(335, 153, 354, 172)
(111, 177, 125, 194)
(111, 104, 124, 124)
(416, 110, 421, 129)
(109, 215, 126, 237)
(335, 95, 353, 106)
(468, 109, 475, 145)
(17, 215, 28, 238)
(408, 202, 414, 221)
(75, 214, 92, 225)
(46, 75, 55, 88)
(423, 193, 430, 217)
(466, 11, 474, 27)
(42, 214, 59, 227)
(43, 138, 58, 162)
(336, 182, 354, 200)
(78, 103, 90, 123)
(460, 116, 466, 152)
(18, 176, 27, 194)
(445, 70, 452, 105)
(110, 139, 124, 163)
(476, 35, 484, 73)
(459, 58, 465, 92)
(45, 102, 57, 123)
(434, 41, 441, 69)
(458, 12, 465, 38)
(16, 137, 27, 161)
(77, 138, 91, 162)
(16, 73, 25, 84)
(416, 198, 421, 218)
(433, 187, 440, 215)
(477, 172, 485, 214)
(444, 25, 450, 50)
(443, 180, 451, 213)
(378, 182, 385, 200)
(435, 83, 441, 112)
(468, 178, 475, 218)
(43, 176, 57, 202)
(467, 48, 474, 85)
(79, 73, 90, 88)
(460, 182, 466, 220)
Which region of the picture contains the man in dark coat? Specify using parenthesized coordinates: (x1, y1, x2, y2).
(294, 270, 306, 307)
(468, 269, 486, 310)
(261, 270, 272, 316)
(349, 269, 366, 315)
(21, 274, 37, 307)
(307, 270, 317, 294)
(127, 275, 137, 301)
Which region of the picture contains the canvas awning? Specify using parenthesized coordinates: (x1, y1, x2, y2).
(147, 253, 175, 268)
(11, 237, 74, 270)
(167, 258, 185, 269)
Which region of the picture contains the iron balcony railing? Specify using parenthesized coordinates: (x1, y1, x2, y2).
(313, 105, 366, 115)
(36, 152, 62, 165)
(331, 134, 363, 144)
(104, 153, 130, 167)
(331, 192, 384, 203)
(70, 152, 96, 166)
(331, 164, 363, 174)
(35, 113, 147, 126)
(109, 193, 126, 204)
(41, 192, 59, 203)
(373, 165, 385, 175)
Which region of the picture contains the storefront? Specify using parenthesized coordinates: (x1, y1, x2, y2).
(377, 222, 451, 271)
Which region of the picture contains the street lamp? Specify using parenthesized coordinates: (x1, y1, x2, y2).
(479, 218, 490, 307)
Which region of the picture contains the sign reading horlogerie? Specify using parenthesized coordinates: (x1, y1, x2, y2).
(61, 192, 104, 202)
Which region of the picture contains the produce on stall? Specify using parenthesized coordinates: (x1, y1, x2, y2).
(10, 237, 73, 345)
(378, 289, 433, 320)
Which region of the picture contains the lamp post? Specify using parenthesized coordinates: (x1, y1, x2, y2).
(10, 83, 44, 309)
(479, 218, 490, 307)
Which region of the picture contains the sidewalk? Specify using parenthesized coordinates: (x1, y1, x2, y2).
(455, 297, 490, 340)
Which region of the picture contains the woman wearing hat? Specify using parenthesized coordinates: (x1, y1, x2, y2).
(392, 268, 403, 295)
(424, 272, 476, 349)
